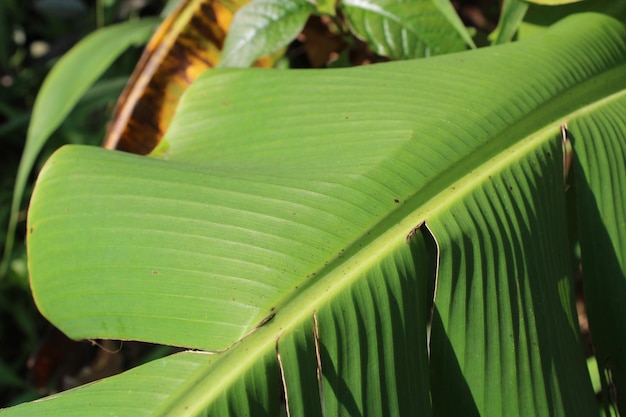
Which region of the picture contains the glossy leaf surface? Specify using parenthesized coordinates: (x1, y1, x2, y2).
(218, 0, 315, 68)
(339, 0, 468, 58)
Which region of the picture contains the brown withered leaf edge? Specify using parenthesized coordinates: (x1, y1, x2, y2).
(103, 0, 257, 155)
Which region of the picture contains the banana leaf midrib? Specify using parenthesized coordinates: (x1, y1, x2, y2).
(132, 26, 626, 411)
(150, 103, 572, 417)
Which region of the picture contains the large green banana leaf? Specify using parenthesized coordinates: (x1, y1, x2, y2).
(6, 12, 626, 416)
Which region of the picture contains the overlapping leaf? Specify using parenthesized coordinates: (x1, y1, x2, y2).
(572, 109, 626, 413)
(0, 18, 157, 276)
(0, 351, 213, 416)
(429, 139, 595, 416)
(339, 0, 470, 59)
(519, 0, 626, 39)
(491, 0, 528, 44)
(218, 0, 316, 68)
(102, 0, 279, 155)
(9, 12, 626, 417)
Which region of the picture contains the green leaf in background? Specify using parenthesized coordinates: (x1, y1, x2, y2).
(518, 0, 626, 39)
(526, 0, 582, 5)
(490, 0, 529, 44)
(0, 18, 158, 276)
(431, 0, 475, 48)
(218, 0, 316, 68)
(339, 0, 470, 59)
(314, 0, 336, 16)
(7, 12, 626, 417)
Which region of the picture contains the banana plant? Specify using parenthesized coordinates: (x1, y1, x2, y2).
(2, 12, 625, 417)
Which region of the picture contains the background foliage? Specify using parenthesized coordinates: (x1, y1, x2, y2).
(0, 0, 167, 406)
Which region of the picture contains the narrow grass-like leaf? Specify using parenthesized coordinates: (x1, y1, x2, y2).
(491, 0, 528, 44)
(0, 18, 157, 275)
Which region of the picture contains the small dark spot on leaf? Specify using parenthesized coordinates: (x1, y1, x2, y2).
(257, 312, 275, 328)
(394, 199, 400, 203)
(344, 115, 349, 120)
(151, 270, 158, 275)
(29, 227, 34, 234)
(488, 175, 492, 180)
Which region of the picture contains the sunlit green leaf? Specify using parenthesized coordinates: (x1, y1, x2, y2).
(339, 0, 468, 58)
(0, 18, 157, 275)
(218, 0, 315, 68)
(9, 12, 626, 417)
